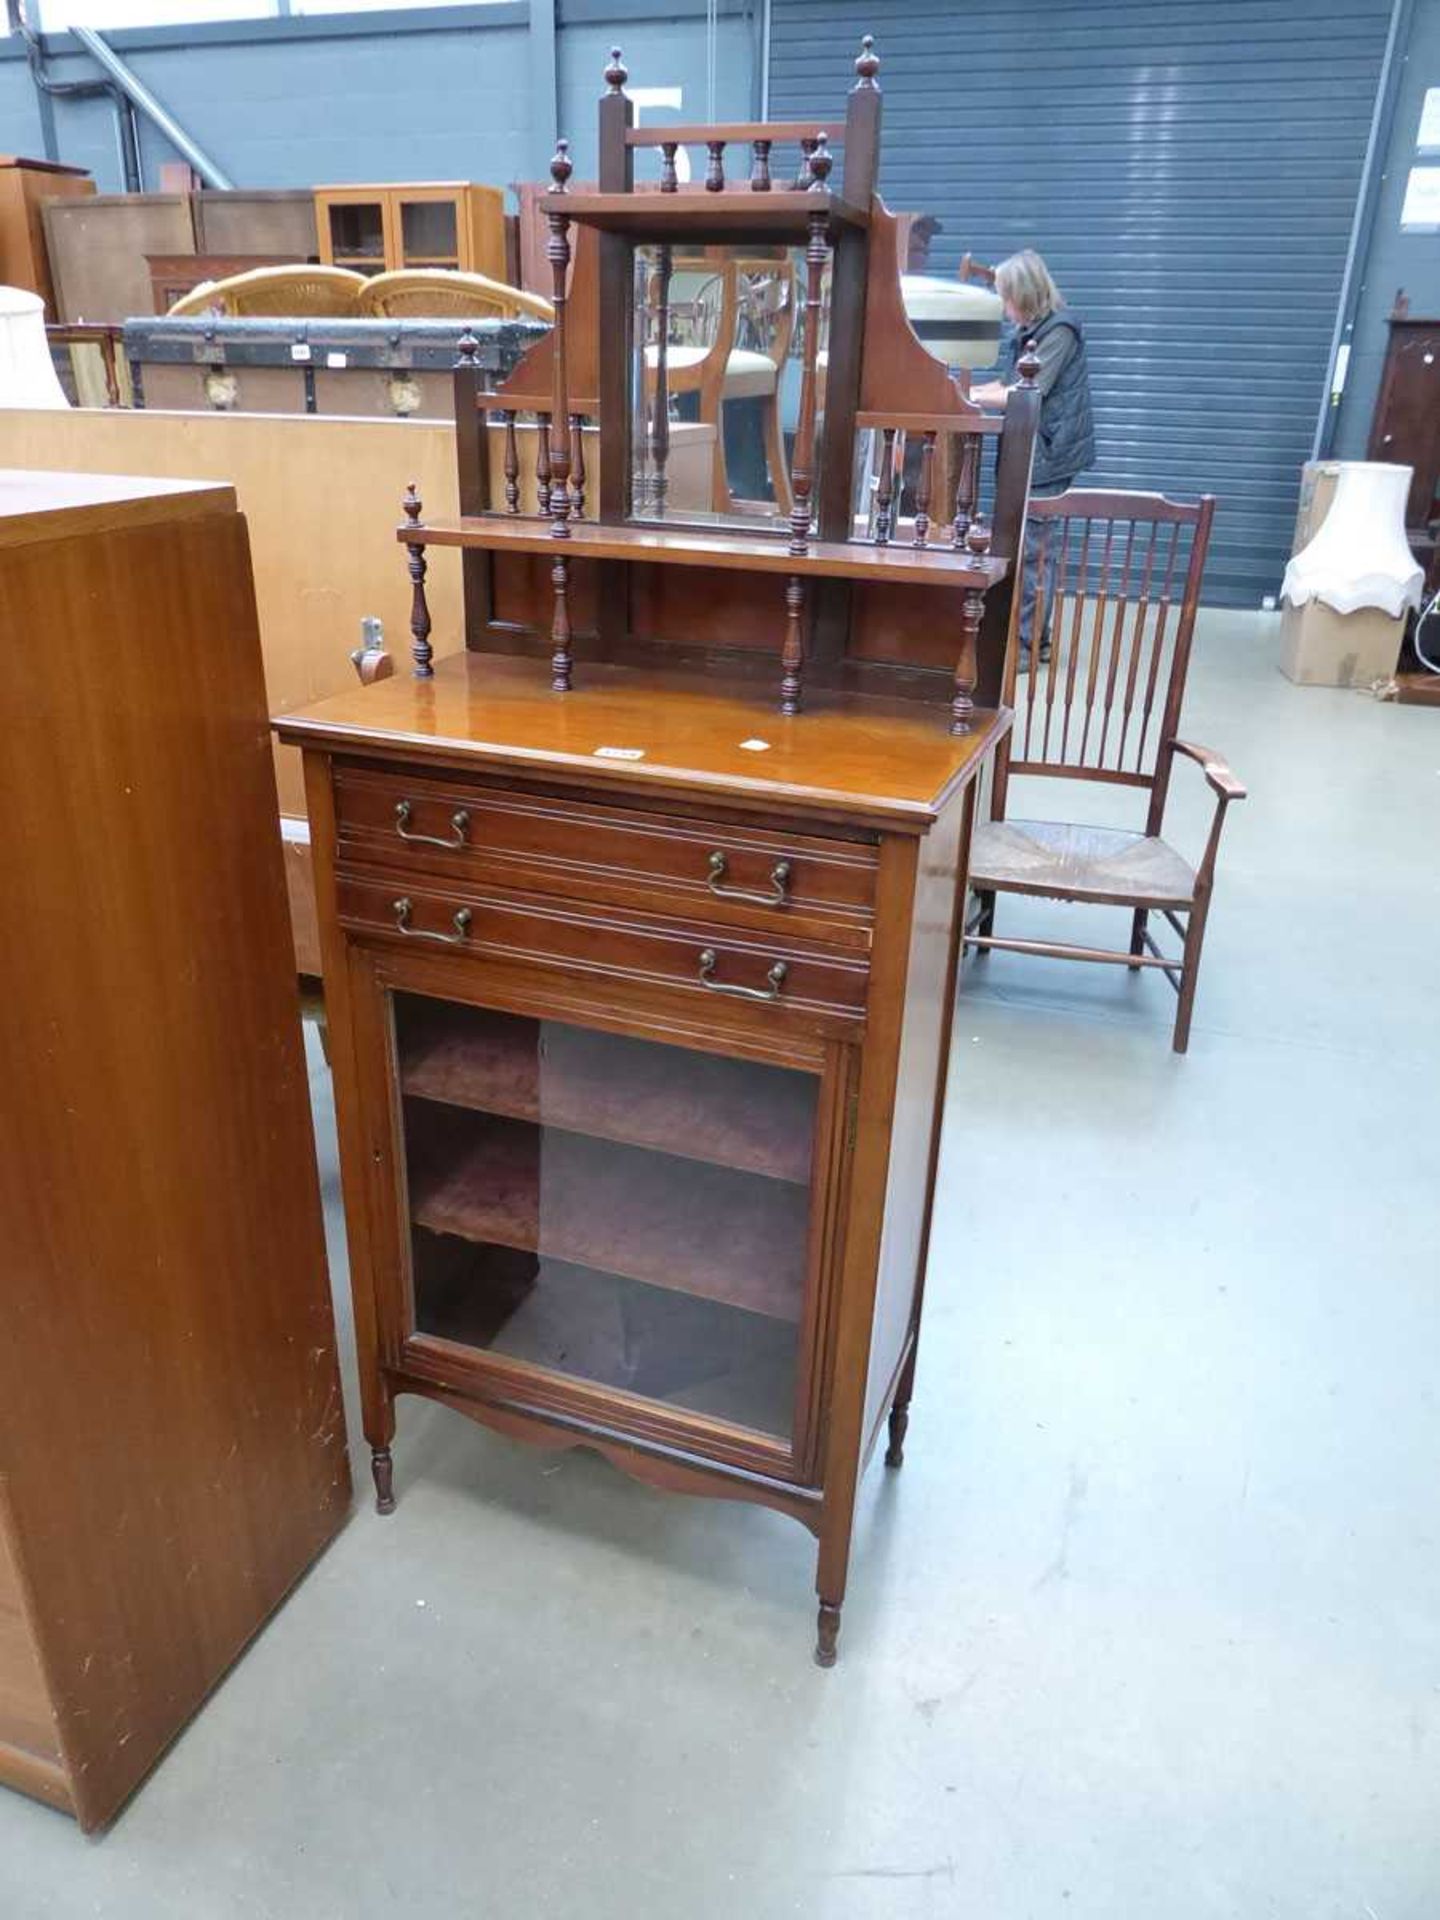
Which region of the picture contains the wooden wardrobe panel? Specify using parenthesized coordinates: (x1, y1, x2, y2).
(0, 1512, 59, 1769)
(0, 475, 349, 1830)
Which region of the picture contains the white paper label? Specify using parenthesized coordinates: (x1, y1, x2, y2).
(326, 351, 348, 369)
(1418, 86, 1440, 154)
(593, 745, 645, 760)
(289, 343, 312, 362)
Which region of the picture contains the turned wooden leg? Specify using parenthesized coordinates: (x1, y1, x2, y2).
(815, 1599, 842, 1669)
(884, 1400, 910, 1470)
(371, 1446, 396, 1515)
(1129, 908, 1148, 972)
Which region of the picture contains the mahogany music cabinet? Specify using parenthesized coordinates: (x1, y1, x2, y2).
(279, 37, 1039, 1665)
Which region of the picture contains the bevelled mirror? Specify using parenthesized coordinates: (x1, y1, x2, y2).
(627, 242, 826, 532)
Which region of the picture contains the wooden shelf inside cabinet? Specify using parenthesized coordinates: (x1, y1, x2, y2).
(538, 188, 868, 242)
(400, 1001, 815, 1184)
(414, 1245, 800, 1436)
(402, 514, 1009, 592)
(404, 1102, 809, 1321)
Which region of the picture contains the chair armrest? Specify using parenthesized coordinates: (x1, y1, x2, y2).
(1170, 737, 1247, 802)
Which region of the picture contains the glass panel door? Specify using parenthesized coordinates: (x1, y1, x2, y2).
(392, 993, 818, 1444)
(398, 197, 460, 268)
(327, 197, 387, 269)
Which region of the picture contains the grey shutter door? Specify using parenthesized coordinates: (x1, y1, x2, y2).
(768, 0, 1393, 606)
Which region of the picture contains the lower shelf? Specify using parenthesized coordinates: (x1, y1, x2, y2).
(404, 1101, 809, 1322)
(412, 1232, 799, 1440)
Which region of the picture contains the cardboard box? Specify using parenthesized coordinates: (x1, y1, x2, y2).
(1279, 598, 1403, 687)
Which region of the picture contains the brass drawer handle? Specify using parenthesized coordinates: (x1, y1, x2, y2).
(698, 947, 788, 1001)
(395, 799, 470, 849)
(392, 896, 472, 946)
(707, 850, 792, 905)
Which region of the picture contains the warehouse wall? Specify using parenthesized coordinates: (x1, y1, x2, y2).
(769, 0, 1397, 607)
(0, 2, 757, 194)
(1333, 0, 1440, 457)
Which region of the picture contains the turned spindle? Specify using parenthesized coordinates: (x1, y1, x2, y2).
(660, 141, 679, 193)
(854, 32, 880, 87)
(780, 574, 806, 714)
(503, 411, 520, 514)
(551, 553, 573, 692)
(1017, 337, 1042, 388)
(547, 139, 573, 538)
(796, 136, 817, 188)
(569, 414, 586, 519)
(455, 327, 479, 368)
(705, 140, 726, 192)
(952, 518, 993, 734)
(951, 435, 979, 547)
(912, 429, 936, 548)
(789, 145, 831, 556)
(536, 409, 552, 517)
(650, 243, 673, 514)
(874, 427, 897, 544)
(750, 139, 772, 191)
(402, 483, 433, 679)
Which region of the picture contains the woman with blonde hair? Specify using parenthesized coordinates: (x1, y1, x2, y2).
(974, 248, 1095, 666)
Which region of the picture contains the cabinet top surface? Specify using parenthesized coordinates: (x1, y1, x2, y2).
(275, 652, 1010, 827)
(0, 469, 234, 546)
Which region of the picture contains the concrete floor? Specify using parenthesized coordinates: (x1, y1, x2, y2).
(3, 612, 1438, 1918)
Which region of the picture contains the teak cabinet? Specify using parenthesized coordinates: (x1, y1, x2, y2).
(316, 182, 506, 280)
(0, 472, 349, 1830)
(281, 660, 1005, 1664)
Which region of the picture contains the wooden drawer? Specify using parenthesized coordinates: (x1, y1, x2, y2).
(336, 871, 870, 1020)
(332, 764, 877, 947)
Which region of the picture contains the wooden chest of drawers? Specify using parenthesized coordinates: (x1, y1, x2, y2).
(280, 651, 1006, 1664)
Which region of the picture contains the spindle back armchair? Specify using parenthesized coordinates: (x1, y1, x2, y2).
(965, 488, 1246, 1052)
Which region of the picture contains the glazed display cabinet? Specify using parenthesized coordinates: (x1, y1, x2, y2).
(281, 33, 1040, 1664)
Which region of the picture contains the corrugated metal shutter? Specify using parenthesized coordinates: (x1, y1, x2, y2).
(768, 0, 1393, 606)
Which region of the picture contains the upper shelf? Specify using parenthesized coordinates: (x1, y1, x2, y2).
(538, 188, 868, 243)
(400, 515, 1009, 591)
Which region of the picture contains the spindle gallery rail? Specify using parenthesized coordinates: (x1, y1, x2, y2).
(406, 32, 1041, 737)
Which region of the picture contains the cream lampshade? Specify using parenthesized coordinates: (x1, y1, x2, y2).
(1282, 461, 1421, 619)
(0, 286, 69, 410)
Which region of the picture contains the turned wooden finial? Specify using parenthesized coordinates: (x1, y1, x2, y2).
(807, 132, 833, 191)
(402, 483, 433, 679)
(965, 516, 993, 560)
(854, 33, 880, 87)
(550, 137, 573, 194)
(455, 328, 479, 368)
(604, 46, 628, 93)
(1017, 337, 1041, 387)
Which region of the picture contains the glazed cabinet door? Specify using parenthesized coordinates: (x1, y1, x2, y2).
(347, 948, 853, 1485)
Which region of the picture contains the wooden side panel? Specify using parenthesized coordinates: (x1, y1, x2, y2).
(860, 792, 966, 1445)
(0, 1505, 60, 1769)
(0, 410, 463, 820)
(0, 499, 350, 1830)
